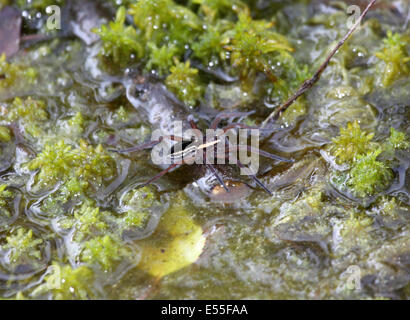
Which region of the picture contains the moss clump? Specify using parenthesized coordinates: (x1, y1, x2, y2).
(34, 263, 95, 300)
(67, 112, 85, 134)
(0, 54, 37, 90)
(57, 200, 109, 242)
(224, 11, 293, 82)
(267, 56, 310, 105)
(375, 31, 410, 87)
(372, 197, 401, 219)
(28, 139, 116, 188)
(27, 140, 73, 184)
(74, 141, 116, 183)
(0, 184, 13, 208)
(165, 60, 204, 106)
(0, 184, 13, 218)
(74, 203, 108, 235)
(340, 212, 373, 238)
(93, 6, 144, 66)
(95, 1, 302, 106)
(129, 0, 200, 45)
(386, 128, 409, 151)
(347, 149, 393, 197)
(328, 122, 406, 198)
(1, 97, 48, 138)
(146, 43, 179, 76)
(1, 227, 43, 264)
(81, 235, 132, 272)
(38, 177, 90, 217)
(330, 121, 375, 164)
(120, 186, 159, 228)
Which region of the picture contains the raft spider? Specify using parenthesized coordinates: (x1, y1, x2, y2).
(111, 112, 293, 195)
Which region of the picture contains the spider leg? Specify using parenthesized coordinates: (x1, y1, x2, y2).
(109, 135, 184, 154)
(206, 164, 229, 192)
(235, 159, 273, 196)
(201, 141, 229, 192)
(216, 134, 272, 194)
(231, 145, 294, 163)
(136, 163, 179, 189)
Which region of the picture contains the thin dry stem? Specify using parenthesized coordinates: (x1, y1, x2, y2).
(261, 0, 377, 128)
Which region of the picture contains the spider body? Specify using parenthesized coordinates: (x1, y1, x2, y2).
(111, 112, 293, 195)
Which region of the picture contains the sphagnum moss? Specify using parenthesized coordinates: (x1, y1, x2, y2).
(330, 121, 375, 164)
(94, 1, 306, 106)
(1, 227, 43, 264)
(375, 31, 410, 87)
(329, 121, 407, 198)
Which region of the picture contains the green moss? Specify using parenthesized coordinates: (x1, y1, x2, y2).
(98, 1, 201, 71)
(95, 0, 297, 90)
(1, 227, 43, 264)
(0, 54, 37, 90)
(223, 11, 293, 82)
(35, 262, 95, 300)
(375, 31, 410, 87)
(340, 212, 373, 238)
(347, 149, 393, 197)
(2, 97, 48, 138)
(81, 235, 132, 272)
(28, 139, 116, 188)
(93, 6, 144, 66)
(74, 203, 108, 235)
(165, 60, 204, 106)
(146, 43, 179, 76)
(195, 0, 246, 20)
(267, 56, 311, 103)
(27, 140, 74, 184)
(58, 200, 108, 241)
(74, 140, 117, 183)
(0, 184, 14, 218)
(67, 112, 85, 134)
(0, 184, 12, 208)
(129, 0, 200, 45)
(60, 177, 88, 197)
(122, 210, 149, 228)
(17, 0, 64, 10)
(7, 97, 48, 120)
(120, 186, 159, 228)
(372, 197, 401, 219)
(329, 123, 404, 198)
(386, 127, 409, 151)
(330, 121, 375, 164)
(192, 23, 229, 65)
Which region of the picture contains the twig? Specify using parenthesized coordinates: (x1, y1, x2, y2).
(261, 0, 377, 128)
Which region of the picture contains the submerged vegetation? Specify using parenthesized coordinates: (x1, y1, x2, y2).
(329, 121, 408, 198)
(93, 0, 306, 105)
(0, 0, 409, 300)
